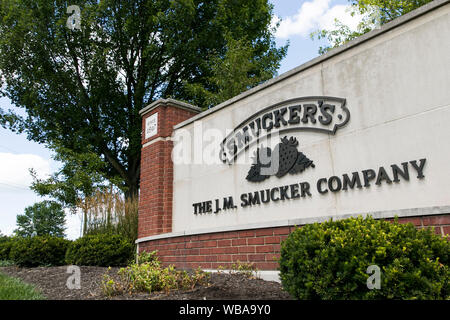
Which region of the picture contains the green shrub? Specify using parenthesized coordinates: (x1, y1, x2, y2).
(9, 236, 71, 267)
(0, 260, 15, 267)
(229, 261, 258, 278)
(136, 250, 158, 264)
(279, 216, 449, 300)
(101, 253, 210, 297)
(0, 236, 16, 261)
(65, 234, 134, 267)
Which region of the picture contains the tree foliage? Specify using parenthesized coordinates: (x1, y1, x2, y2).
(185, 32, 285, 108)
(15, 200, 66, 238)
(0, 0, 287, 199)
(30, 145, 116, 209)
(311, 0, 433, 55)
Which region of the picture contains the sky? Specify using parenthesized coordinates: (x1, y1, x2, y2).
(0, 0, 362, 240)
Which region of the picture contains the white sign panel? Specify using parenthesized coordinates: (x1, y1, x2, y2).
(171, 6, 450, 234)
(145, 113, 158, 139)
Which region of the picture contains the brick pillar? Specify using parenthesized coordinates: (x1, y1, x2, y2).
(138, 99, 201, 238)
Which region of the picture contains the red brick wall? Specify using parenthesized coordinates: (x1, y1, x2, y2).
(138, 214, 450, 270)
(138, 139, 174, 236)
(386, 215, 450, 235)
(138, 103, 199, 238)
(141, 105, 198, 146)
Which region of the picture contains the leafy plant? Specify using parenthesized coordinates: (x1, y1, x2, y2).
(230, 261, 259, 279)
(9, 236, 71, 267)
(136, 250, 158, 265)
(0, 260, 15, 267)
(101, 253, 210, 297)
(65, 234, 134, 267)
(101, 267, 125, 297)
(279, 216, 449, 300)
(0, 236, 16, 261)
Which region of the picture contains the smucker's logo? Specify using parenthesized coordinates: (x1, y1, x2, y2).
(219, 96, 350, 166)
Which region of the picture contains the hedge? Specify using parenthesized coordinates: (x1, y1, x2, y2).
(9, 236, 71, 267)
(65, 234, 134, 267)
(0, 236, 15, 260)
(279, 216, 449, 300)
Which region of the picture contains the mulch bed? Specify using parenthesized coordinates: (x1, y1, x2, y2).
(0, 266, 292, 300)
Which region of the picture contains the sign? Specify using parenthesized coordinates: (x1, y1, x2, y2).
(192, 158, 427, 215)
(145, 113, 158, 139)
(191, 96, 429, 216)
(220, 97, 350, 164)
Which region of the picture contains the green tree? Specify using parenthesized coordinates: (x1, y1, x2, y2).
(30, 145, 118, 210)
(185, 33, 286, 108)
(311, 0, 433, 54)
(0, 0, 287, 199)
(15, 201, 66, 238)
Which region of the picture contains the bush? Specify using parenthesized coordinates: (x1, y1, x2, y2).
(65, 234, 134, 267)
(101, 253, 210, 297)
(0, 236, 16, 261)
(279, 216, 449, 300)
(9, 236, 71, 267)
(0, 260, 15, 267)
(229, 261, 258, 278)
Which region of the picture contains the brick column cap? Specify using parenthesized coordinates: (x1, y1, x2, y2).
(139, 98, 202, 117)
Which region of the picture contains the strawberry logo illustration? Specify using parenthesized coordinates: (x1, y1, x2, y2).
(274, 137, 299, 178)
(246, 136, 315, 182)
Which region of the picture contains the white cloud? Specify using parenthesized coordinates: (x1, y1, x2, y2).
(0, 152, 82, 239)
(0, 152, 51, 191)
(275, 0, 330, 38)
(318, 4, 363, 30)
(274, 0, 363, 39)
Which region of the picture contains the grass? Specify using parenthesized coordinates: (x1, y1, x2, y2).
(0, 272, 45, 300)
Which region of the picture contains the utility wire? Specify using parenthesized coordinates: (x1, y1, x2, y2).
(0, 182, 30, 191)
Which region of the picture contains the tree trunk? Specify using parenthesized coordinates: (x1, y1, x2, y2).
(125, 171, 140, 201)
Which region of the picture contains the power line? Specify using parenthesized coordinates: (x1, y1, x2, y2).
(0, 178, 31, 187)
(0, 182, 30, 191)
